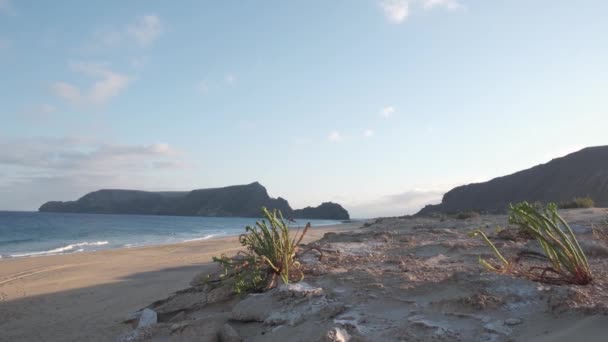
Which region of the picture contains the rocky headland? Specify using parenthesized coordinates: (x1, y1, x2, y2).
(39, 182, 350, 220)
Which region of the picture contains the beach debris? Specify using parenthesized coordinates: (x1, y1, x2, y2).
(137, 308, 157, 329)
(218, 323, 242, 342)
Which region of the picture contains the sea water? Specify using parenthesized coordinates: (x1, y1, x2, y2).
(0, 211, 340, 258)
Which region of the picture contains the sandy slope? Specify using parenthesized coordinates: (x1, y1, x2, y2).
(122, 209, 608, 342)
(0, 223, 358, 342)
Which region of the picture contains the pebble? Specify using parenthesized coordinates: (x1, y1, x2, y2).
(504, 318, 523, 326)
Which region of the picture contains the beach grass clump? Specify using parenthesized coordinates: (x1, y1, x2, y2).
(213, 207, 313, 293)
(473, 202, 592, 285)
(558, 196, 595, 209)
(470, 229, 511, 273)
(511, 202, 592, 284)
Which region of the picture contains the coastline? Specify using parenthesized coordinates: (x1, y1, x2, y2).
(0, 221, 362, 341)
(0, 212, 355, 259)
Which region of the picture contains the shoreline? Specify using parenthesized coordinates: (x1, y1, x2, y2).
(0, 218, 361, 260)
(0, 221, 362, 341)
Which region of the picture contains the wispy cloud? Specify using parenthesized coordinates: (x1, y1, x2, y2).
(0, 137, 186, 172)
(0, 137, 191, 210)
(87, 14, 162, 50)
(422, 0, 463, 10)
(51, 62, 131, 106)
(0, 0, 15, 16)
(380, 106, 395, 118)
(380, 0, 409, 23)
(328, 131, 344, 143)
(363, 129, 375, 137)
(379, 0, 463, 24)
(127, 15, 162, 47)
(345, 189, 445, 218)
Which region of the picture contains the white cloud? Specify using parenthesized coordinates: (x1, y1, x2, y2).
(0, 137, 192, 210)
(88, 14, 162, 50)
(379, 0, 464, 24)
(422, 0, 463, 10)
(380, 106, 395, 118)
(328, 131, 344, 143)
(0, 137, 186, 172)
(380, 0, 409, 24)
(51, 62, 131, 106)
(225, 73, 236, 85)
(363, 129, 375, 137)
(127, 15, 162, 47)
(0, 0, 15, 16)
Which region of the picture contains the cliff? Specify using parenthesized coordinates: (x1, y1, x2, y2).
(39, 182, 350, 220)
(417, 146, 608, 215)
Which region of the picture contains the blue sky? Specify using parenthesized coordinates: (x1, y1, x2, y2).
(1, 0, 607, 217)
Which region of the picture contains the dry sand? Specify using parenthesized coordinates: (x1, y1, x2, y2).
(0, 222, 360, 342)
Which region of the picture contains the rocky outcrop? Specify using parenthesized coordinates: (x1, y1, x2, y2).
(39, 182, 350, 220)
(293, 202, 350, 221)
(418, 146, 608, 215)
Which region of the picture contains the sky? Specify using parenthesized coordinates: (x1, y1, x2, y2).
(1, 0, 607, 218)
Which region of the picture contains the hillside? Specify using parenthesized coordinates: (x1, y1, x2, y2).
(39, 182, 350, 220)
(418, 146, 608, 215)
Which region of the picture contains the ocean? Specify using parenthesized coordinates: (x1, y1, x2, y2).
(0, 211, 341, 258)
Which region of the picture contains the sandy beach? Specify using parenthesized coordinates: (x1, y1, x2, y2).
(0, 222, 361, 342)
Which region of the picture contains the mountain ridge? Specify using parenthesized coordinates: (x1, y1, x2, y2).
(417, 146, 608, 215)
(39, 182, 350, 220)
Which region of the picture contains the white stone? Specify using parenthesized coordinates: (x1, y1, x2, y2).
(137, 308, 157, 329)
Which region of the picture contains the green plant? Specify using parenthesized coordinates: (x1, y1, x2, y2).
(509, 202, 592, 285)
(470, 229, 510, 272)
(239, 207, 310, 287)
(558, 196, 595, 209)
(212, 207, 314, 293)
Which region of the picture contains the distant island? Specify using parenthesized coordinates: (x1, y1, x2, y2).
(39, 182, 350, 220)
(418, 146, 608, 215)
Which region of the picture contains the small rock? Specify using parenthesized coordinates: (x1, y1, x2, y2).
(322, 326, 351, 342)
(504, 318, 523, 326)
(124, 309, 143, 323)
(230, 293, 276, 322)
(218, 323, 242, 342)
(276, 282, 324, 298)
(207, 284, 234, 304)
(170, 322, 189, 333)
(137, 308, 157, 329)
(320, 303, 347, 320)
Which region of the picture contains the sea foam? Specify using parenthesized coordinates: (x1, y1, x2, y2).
(10, 241, 109, 258)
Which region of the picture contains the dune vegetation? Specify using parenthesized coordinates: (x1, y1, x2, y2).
(212, 207, 315, 294)
(473, 202, 593, 285)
